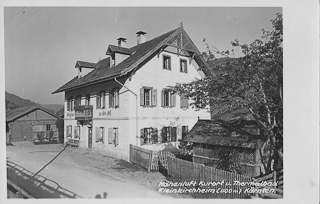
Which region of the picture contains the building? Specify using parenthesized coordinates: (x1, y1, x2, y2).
(183, 119, 268, 177)
(53, 24, 211, 160)
(6, 106, 61, 143)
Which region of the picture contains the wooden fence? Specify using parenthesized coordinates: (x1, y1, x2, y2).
(129, 144, 176, 171)
(129, 144, 153, 171)
(167, 156, 254, 198)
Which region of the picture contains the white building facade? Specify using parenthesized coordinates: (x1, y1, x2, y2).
(54, 25, 211, 161)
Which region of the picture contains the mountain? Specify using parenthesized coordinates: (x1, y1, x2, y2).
(5, 92, 63, 114)
(41, 104, 64, 113)
(5, 91, 37, 110)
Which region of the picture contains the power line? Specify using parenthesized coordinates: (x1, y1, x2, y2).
(6, 7, 42, 34)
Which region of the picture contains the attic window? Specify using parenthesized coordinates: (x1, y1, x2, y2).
(180, 59, 188, 73)
(163, 55, 171, 70)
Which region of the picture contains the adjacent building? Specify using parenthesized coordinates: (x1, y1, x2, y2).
(53, 24, 211, 160)
(6, 106, 60, 143)
(183, 119, 268, 177)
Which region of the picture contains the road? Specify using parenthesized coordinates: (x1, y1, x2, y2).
(6, 142, 166, 198)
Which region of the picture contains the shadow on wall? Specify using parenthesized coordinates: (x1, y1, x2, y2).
(7, 160, 83, 198)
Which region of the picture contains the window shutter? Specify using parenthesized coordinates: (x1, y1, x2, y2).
(102, 128, 105, 143)
(109, 91, 113, 108)
(116, 89, 119, 108)
(74, 126, 77, 138)
(161, 128, 166, 142)
(108, 128, 113, 144)
(172, 127, 177, 142)
(96, 95, 100, 109)
(171, 93, 176, 107)
(180, 94, 184, 109)
(70, 99, 73, 111)
(115, 128, 119, 146)
(151, 89, 157, 106)
(185, 97, 189, 109)
(168, 57, 171, 70)
(95, 127, 100, 142)
(67, 100, 69, 111)
(161, 90, 164, 107)
(70, 126, 72, 138)
(140, 128, 144, 145)
(102, 92, 105, 108)
(140, 88, 144, 106)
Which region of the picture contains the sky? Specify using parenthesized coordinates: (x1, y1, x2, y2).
(4, 7, 281, 105)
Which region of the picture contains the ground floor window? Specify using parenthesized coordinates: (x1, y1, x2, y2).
(108, 127, 119, 146)
(66, 125, 72, 138)
(141, 128, 158, 144)
(162, 127, 177, 142)
(74, 126, 80, 139)
(95, 127, 104, 143)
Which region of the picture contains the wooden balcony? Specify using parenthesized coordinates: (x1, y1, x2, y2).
(75, 105, 93, 120)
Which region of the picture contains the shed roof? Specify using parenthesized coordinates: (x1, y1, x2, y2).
(6, 106, 60, 122)
(184, 120, 266, 149)
(53, 26, 210, 94)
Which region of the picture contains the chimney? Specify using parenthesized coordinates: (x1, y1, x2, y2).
(117, 37, 127, 47)
(136, 31, 147, 45)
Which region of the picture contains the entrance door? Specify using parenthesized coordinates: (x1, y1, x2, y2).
(88, 127, 92, 149)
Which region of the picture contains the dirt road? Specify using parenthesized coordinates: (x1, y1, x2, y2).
(6, 142, 169, 198)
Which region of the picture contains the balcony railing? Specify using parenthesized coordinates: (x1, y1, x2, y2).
(75, 105, 93, 120)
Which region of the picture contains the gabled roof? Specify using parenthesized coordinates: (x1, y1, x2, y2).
(106, 45, 135, 55)
(53, 26, 210, 94)
(6, 106, 60, 122)
(184, 119, 266, 149)
(75, 61, 96, 68)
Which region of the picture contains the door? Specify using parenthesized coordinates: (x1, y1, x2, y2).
(11, 121, 33, 142)
(88, 127, 92, 149)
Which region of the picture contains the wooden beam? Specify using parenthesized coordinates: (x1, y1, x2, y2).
(189, 53, 196, 64)
(157, 46, 165, 58)
(165, 43, 196, 54)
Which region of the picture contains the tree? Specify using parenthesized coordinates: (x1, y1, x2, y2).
(173, 13, 283, 174)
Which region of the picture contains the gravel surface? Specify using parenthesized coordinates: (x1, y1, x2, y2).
(6, 142, 177, 198)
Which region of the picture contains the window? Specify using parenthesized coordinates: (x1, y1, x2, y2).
(66, 125, 72, 138)
(74, 95, 81, 108)
(161, 127, 177, 142)
(141, 128, 158, 144)
(75, 126, 80, 139)
(161, 89, 176, 107)
(96, 91, 106, 109)
(108, 127, 119, 146)
(140, 87, 157, 107)
(180, 59, 188, 73)
(182, 126, 189, 140)
(67, 97, 73, 111)
(109, 88, 119, 108)
(46, 125, 51, 131)
(85, 94, 90, 106)
(95, 127, 104, 142)
(163, 55, 171, 70)
(180, 94, 189, 109)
